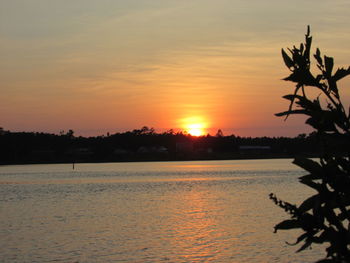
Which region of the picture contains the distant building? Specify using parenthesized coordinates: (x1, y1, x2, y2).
(239, 145, 271, 155)
(137, 146, 168, 154)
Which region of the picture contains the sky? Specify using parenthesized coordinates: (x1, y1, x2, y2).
(1, 0, 350, 137)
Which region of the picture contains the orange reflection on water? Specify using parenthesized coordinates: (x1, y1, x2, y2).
(170, 188, 222, 261)
(171, 164, 230, 169)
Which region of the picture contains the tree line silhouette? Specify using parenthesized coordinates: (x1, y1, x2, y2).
(0, 126, 320, 165)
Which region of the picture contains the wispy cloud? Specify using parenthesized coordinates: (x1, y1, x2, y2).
(1, 0, 350, 135)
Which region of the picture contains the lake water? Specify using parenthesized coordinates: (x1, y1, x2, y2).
(0, 159, 323, 262)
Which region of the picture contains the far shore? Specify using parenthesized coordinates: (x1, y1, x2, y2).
(0, 129, 321, 166)
(0, 153, 318, 166)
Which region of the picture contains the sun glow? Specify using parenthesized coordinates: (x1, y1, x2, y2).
(181, 117, 208, 136)
(187, 123, 205, 136)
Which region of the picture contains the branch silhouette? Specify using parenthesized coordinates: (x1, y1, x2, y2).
(271, 26, 350, 262)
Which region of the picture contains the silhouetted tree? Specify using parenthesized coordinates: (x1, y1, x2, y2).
(216, 129, 224, 137)
(0, 127, 6, 135)
(66, 129, 74, 138)
(0, 127, 321, 164)
(271, 27, 350, 262)
(132, 126, 155, 135)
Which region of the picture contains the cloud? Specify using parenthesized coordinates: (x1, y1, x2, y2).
(1, 0, 350, 135)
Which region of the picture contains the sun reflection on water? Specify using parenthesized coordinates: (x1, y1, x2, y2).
(170, 189, 222, 261)
(0, 160, 323, 262)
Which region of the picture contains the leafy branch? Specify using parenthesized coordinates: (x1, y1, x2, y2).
(271, 27, 350, 263)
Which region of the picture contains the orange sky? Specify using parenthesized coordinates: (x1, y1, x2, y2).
(1, 1, 350, 137)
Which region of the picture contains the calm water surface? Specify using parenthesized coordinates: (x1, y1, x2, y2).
(0, 159, 323, 262)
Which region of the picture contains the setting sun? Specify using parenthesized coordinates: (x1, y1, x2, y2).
(180, 117, 208, 136)
(187, 123, 205, 136)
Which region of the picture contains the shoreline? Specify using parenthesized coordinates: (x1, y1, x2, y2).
(0, 153, 317, 166)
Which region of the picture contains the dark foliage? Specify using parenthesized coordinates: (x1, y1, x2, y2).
(271, 27, 350, 262)
(0, 126, 319, 165)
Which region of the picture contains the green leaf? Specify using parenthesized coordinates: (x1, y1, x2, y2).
(316, 47, 320, 57)
(286, 232, 309, 246)
(281, 49, 294, 69)
(299, 173, 322, 181)
(304, 36, 312, 61)
(300, 43, 304, 53)
(305, 113, 336, 131)
(295, 232, 309, 244)
(314, 48, 323, 66)
(282, 95, 315, 109)
(274, 219, 300, 232)
(296, 240, 312, 252)
(293, 157, 322, 174)
(283, 72, 301, 83)
(298, 194, 320, 213)
(300, 213, 321, 231)
(333, 66, 350, 82)
(275, 110, 308, 117)
(324, 56, 334, 77)
(282, 94, 304, 101)
(299, 178, 322, 191)
(291, 95, 316, 110)
(305, 116, 318, 129)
